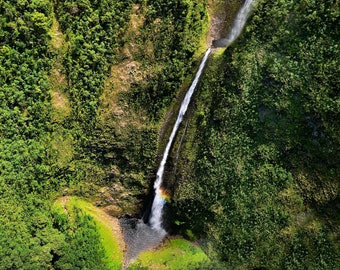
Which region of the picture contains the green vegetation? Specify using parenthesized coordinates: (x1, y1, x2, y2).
(0, 0, 211, 268)
(86, 0, 210, 213)
(129, 238, 209, 269)
(1, 0, 338, 268)
(54, 197, 124, 269)
(173, 0, 339, 269)
(127, 0, 209, 120)
(0, 1, 60, 267)
(52, 199, 110, 270)
(54, 0, 133, 131)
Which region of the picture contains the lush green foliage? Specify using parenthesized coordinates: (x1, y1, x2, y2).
(52, 203, 109, 270)
(128, 238, 209, 270)
(0, 0, 129, 268)
(55, 0, 133, 131)
(128, 0, 209, 120)
(0, 0, 211, 268)
(53, 197, 123, 269)
(0, 1, 67, 268)
(2, 0, 338, 268)
(173, 0, 339, 268)
(0, 0, 54, 194)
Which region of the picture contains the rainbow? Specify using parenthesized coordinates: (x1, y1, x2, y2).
(159, 187, 171, 202)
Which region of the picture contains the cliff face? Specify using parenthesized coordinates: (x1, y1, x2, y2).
(208, 0, 241, 44)
(74, 0, 243, 217)
(88, 1, 213, 216)
(48, 0, 243, 218)
(46, 0, 214, 216)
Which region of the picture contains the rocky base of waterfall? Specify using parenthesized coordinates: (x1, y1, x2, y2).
(120, 218, 166, 268)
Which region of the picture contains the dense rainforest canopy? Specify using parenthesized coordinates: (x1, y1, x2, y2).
(0, 0, 338, 269)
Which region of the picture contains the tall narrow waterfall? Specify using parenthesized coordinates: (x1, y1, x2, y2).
(149, 48, 212, 231)
(148, 0, 257, 232)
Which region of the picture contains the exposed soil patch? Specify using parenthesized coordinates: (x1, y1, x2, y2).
(52, 90, 68, 109)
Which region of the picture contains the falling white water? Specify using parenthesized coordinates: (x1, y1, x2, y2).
(213, 0, 257, 48)
(149, 48, 211, 231)
(148, 0, 257, 232)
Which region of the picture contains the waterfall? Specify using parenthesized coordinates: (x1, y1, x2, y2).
(149, 48, 212, 231)
(213, 0, 257, 48)
(148, 0, 257, 232)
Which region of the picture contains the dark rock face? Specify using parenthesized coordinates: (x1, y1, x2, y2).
(212, 38, 228, 48)
(208, 1, 242, 46)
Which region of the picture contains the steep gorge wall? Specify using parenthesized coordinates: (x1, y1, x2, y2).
(172, 0, 339, 269)
(49, 0, 216, 217)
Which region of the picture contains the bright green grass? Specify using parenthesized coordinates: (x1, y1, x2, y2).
(128, 238, 209, 269)
(62, 197, 123, 269)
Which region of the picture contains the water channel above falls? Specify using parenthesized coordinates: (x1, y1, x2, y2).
(120, 0, 257, 267)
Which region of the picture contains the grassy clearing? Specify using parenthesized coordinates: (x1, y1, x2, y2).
(56, 197, 124, 270)
(128, 238, 209, 269)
